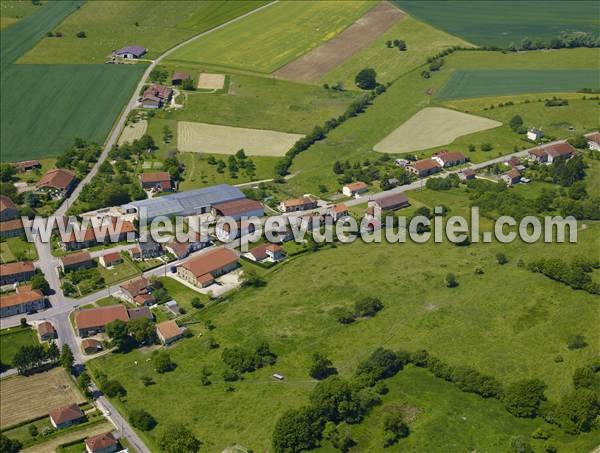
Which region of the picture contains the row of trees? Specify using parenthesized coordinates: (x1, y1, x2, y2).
(528, 256, 600, 294)
(106, 317, 158, 351)
(13, 342, 73, 375)
(221, 341, 277, 378)
(512, 31, 599, 51)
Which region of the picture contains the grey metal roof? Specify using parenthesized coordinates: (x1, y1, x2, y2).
(122, 184, 245, 219)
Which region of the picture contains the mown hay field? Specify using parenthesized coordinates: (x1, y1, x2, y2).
(118, 120, 148, 145)
(374, 107, 501, 153)
(177, 121, 303, 156)
(0, 368, 84, 427)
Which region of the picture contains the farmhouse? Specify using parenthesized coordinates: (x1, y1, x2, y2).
(432, 150, 467, 168)
(342, 181, 368, 197)
(60, 217, 136, 250)
(279, 196, 317, 212)
(211, 198, 264, 220)
(156, 320, 184, 345)
(528, 148, 548, 163)
(85, 431, 118, 453)
(544, 142, 575, 163)
(171, 71, 190, 85)
(326, 203, 349, 222)
(502, 169, 521, 186)
(99, 251, 122, 268)
(527, 128, 544, 141)
(37, 321, 56, 341)
(82, 338, 103, 354)
(113, 45, 147, 59)
(245, 243, 284, 262)
(165, 231, 209, 259)
(120, 276, 153, 305)
(121, 184, 245, 220)
(366, 192, 409, 217)
(75, 304, 129, 337)
(458, 168, 476, 181)
(585, 131, 600, 150)
(12, 160, 41, 172)
(0, 261, 35, 285)
(60, 251, 94, 273)
(141, 84, 173, 109)
(0, 219, 24, 238)
(49, 404, 85, 429)
(177, 247, 238, 288)
(407, 159, 441, 177)
(36, 168, 76, 198)
(139, 172, 173, 192)
(0, 290, 45, 318)
(0, 195, 18, 221)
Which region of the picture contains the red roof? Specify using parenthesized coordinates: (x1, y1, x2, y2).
(543, 142, 575, 158)
(143, 84, 172, 101)
(332, 203, 348, 213)
(212, 198, 263, 217)
(172, 71, 190, 81)
(0, 195, 16, 213)
(12, 160, 40, 170)
(529, 148, 546, 157)
(85, 432, 117, 451)
(139, 172, 171, 183)
(411, 159, 441, 172)
(505, 169, 521, 179)
(282, 197, 316, 208)
(179, 248, 237, 279)
(435, 151, 466, 163)
(75, 305, 129, 330)
(37, 321, 56, 336)
(344, 181, 367, 192)
(60, 251, 92, 267)
(0, 261, 34, 276)
(82, 338, 102, 350)
(36, 168, 75, 190)
(0, 219, 24, 233)
(585, 131, 600, 145)
(63, 217, 135, 243)
(101, 251, 121, 263)
(0, 290, 43, 309)
(156, 320, 182, 341)
(49, 404, 84, 425)
(120, 276, 150, 297)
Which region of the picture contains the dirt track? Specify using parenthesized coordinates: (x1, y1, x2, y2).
(273, 1, 405, 83)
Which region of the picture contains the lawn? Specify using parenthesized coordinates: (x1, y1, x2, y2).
(166, 1, 375, 73)
(88, 208, 599, 450)
(393, 1, 599, 48)
(97, 258, 141, 286)
(0, 0, 45, 30)
(0, 326, 39, 368)
(437, 69, 600, 100)
(158, 276, 210, 312)
(0, 236, 38, 263)
(18, 0, 270, 63)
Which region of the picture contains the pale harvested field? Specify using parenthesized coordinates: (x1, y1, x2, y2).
(0, 368, 84, 427)
(117, 120, 147, 145)
(197, 73, 225, 90)
(177, 121, 304, 156)
(374, 107, 502, 153)
(274, 1, 404, 83)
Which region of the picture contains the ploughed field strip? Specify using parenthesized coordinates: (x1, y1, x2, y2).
(273, 1, 405, 83)
(374, 107, 502, 153)
(177, 121, 304, 156)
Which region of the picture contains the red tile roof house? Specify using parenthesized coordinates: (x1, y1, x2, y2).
(502, 169, 522, 186)
(164, 231, 209, 259)
(59, 251, 94, 273)
(0, 290, 45, 318)
(171, 71, 191, 85)
(0, 218, 24, 238)
(99, 251, 122, 268)
(585, 131, 600, 151)
(49, 403, 86, 429)
(85, 431, 118, 453)
(211, 198, 264, 220)
(60, 217, 136, 251)
(0, 261, 35, 285)
(177, 247, 239, 288)
(458, 168, 476, 181)
(82, 338, 103, 354)
(279, 196, 318, 213)
(244, 243, 284, 262)
(0, 195, 18, 221)
(37, 321, 56, 341)
(139, 172, 173, 192)
(432, 151, 468, 168)
(544, 142, 575, 164)
(527, 147, 548, 164)
(119, 276, 154, 305)
(12, 160, 41, 173)
(141, 84, 173, 109)
(35, 168, 76, 198)
(342, 181, 368, 198)
(325, 203, 349, 222)
(156, 320, 184, 345)
(75, 304, 129, 337)
(407, 159, 442, 178)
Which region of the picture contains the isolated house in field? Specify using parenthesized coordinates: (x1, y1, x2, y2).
(36, 168, 76, 198)
(81, 338, 103, 354)
(49, 404, 85, 429)
(75, 304, 129, 337)
(245, 243, 284, 262)
(0, 261, 35, 285)
(85, 431, 118, 453)
(120, 276, 153, 305)
(37, 321, 56, 341)
(544, 142, 575, 164)
(60, 251, 94, 273)
(326, 203, 349, 222)
(141, 84, 173, 109)
(171, 71, 190, 85)
(279, 196, 318, 213)
(0, 219, 24, 238)
(113, 45, 147, 59)
(139, 172, 173, 192)
(211, 198, 264, 220)
(12, 160, 41, 173)
(458, 168, 476, 181)
(0, 195, 18, 221)
(585, 131, 600, 150)
(0, 290, 45, 318)
(502, 169, 521, 186)
(407, 159, 441, 178)
(342, 182, 368, 198)
(177, 247, 238, 288)
(527, 128, 544, 141)
(156, 320, 184, 345)
(366, 192, 410, 218)
(432, 151, 467, 168)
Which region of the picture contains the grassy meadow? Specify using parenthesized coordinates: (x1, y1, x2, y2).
(0, 0, 44, 30)
(0, 326, 39, 367)
(393, 1, 599, 48)
(0, 236, 38, 263)
(18, 0, 270, 63)
(166, 1, 375, 73)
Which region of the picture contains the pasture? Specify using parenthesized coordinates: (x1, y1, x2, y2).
(0, 0, 44, 29)
(18, 0, 270, 63)
(394, 1, 599, 48)
(0, 368, 84, 427)
(1, 64, 145, 161)
(374, 107, 501, 153)
(166, 1, 375, 73)
(88, 215, 600, 450)
(118, 120, 148, 145)
(437, 69, 600, 100)
(0, 326, 39, 368)
(177, 121, 303, 156)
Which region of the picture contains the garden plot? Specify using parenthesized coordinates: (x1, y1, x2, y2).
(177, 121, 303, 156)
(117, 120, 147, 145)
(374, 107, 501, 153)
(197, 73, 225, 90)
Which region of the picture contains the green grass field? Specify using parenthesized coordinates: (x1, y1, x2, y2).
(0, 237, 38, 263)
(437, 69, 600, 100)
(97, 258, 141, 286)
(18, 0, 270, 63)
(166, 1, 375, 73)
(1, 64, 145, 161)
(0, 0, 45, 30)
(394, 1, 599, 48)
(0, 326, 39, 367)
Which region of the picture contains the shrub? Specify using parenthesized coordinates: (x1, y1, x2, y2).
(272, 407, 324, 453)
(102, 379, 126, 398)
(503, 379, 547, 417)
(445, 273, 458, 288)
(354, 297, 383, 317)
(130, 409, 157, 431)
(153, 351, 176, 373)
(355, 68, 377, 90)
(76, 31, 86, 38)
(496, 252, 508, 264)
(567, 334, 587, 350)
(309, 352, 337, 380)
(451, 365, 502, 398)
(382, 413, 410, 447)
(331, 307, 354, 324)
